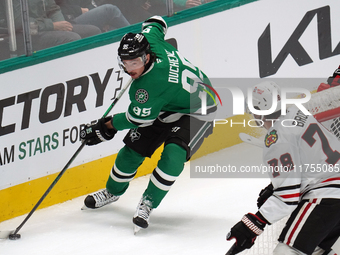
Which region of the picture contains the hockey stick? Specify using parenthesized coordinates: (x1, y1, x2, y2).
(0, 78, 132, 240)
(239, 133, 264, 148)
(225, 243, 237, 255)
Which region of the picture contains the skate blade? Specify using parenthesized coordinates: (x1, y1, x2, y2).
(0, 230, 14, 239)
(81, 205, 91, 210)
(133, 225, 142, 235)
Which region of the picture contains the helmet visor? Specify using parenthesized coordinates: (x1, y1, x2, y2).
(118, 56, 145, 72)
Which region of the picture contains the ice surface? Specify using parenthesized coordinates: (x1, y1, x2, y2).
(0, 142, 339, 255)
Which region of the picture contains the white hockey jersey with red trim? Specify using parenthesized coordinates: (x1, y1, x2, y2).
(259, 106, 340, 224)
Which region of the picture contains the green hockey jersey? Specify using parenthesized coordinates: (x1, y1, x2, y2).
(112, 16, 217, 131)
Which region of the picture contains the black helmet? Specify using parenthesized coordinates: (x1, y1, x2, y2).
(118, 33, 150, 60)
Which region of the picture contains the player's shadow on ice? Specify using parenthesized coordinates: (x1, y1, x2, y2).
(80, 203, 224, 236)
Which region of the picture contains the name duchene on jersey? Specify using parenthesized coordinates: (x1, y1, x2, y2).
(165, 49, 180, 84)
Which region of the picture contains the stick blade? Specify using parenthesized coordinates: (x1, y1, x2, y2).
(0, 230, 15, 239)
(239, 133, 264, 148)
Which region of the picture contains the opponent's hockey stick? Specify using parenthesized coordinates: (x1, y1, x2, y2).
(225, 243, 237, 255)
(0, 78, 132, 240)
(239, 133, 264, 148)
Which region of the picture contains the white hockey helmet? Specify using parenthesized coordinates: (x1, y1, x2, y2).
(246, 81, 281, 128)
(249, 80, 281, 113)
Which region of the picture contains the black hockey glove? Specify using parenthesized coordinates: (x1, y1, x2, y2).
(226, 213, 267, 254)
(80, 116, 117, 146)
(257, 183, 274, 208)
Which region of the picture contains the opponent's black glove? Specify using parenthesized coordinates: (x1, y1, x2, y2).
(257, 183, 273, 208)
(80, 116, 117, 146)
(226, 213, 267, 254)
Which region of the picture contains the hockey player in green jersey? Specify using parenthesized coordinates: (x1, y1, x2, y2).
(81, 15, 218, 232)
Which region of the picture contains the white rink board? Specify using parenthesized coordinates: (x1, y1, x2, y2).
(0, 46, 130, 189)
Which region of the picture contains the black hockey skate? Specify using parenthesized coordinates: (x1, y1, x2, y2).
(133, 198, 153, 234)
(83, 189, 119, 209)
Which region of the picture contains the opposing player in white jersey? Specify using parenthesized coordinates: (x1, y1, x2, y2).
(226, 81, 340, 255)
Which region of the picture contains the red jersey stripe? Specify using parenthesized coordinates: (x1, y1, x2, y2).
(287, 199, 317, 245)
(280, 193, 300, 199)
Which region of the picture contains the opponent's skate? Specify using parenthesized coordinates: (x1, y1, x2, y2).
(133, 198, 153, 234)
(82, 189, 119, 209)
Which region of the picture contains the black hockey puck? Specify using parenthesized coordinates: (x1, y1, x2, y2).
(8, 233, 21, 240)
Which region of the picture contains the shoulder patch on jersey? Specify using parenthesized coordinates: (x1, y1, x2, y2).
(135, 89, 149, 103)
(265, 130, 278, 148)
